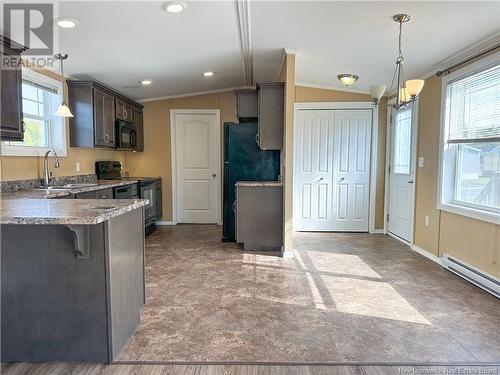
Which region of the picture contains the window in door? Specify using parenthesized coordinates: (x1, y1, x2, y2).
(392, 107, 412, 174)
(439, 56, 500, 222)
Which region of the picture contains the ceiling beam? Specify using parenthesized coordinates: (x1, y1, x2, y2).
(235, 0, 253, 86)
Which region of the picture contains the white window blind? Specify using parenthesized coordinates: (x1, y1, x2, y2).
(446, 63, 500, 143)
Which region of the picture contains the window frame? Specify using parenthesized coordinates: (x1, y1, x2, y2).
(437, 51, 500, 225)
(1, 68, 68, 157)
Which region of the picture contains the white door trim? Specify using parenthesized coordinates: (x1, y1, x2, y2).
(293, 102, 378, 233)
(383, 99, 419, 245)
(170, 109, 222, 225)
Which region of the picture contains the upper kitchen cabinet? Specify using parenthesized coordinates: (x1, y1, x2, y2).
(257, 83, 284, 150)
(133, 106, 144, 152)
(67, 81, 142, 149)
(235, 89, 258, 121)
(116, 98, 133, 123)
(0, 36, 28, 141)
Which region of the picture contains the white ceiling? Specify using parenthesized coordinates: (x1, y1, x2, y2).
(21, 1, 500, 100)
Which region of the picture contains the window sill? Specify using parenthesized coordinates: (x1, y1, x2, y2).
(438, 202, 500, 225)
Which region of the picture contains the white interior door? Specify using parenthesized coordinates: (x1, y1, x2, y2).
(294, 110, 335, 231)
(388, 105, 416, 242)
(294, 109, 372, 232)
(173, 112, 220, 223)
(332, 110, 372, 231)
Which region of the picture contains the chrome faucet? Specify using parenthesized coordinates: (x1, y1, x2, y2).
(43, 148, 61, 187)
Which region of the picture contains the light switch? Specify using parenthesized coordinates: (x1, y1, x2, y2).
(425, 216, 429, 226)
(418, 157, 425, 168)
(75, 162, 81, 172)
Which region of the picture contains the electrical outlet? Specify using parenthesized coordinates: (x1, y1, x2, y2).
(75, 162, 81, 172)
(418, 157, 425, 168)
(425, 216, 430, 226)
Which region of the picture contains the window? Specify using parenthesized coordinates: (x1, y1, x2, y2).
(1, 68, 67, 156)
(392, 106, 412, 174)
(439, 52, 500, 224)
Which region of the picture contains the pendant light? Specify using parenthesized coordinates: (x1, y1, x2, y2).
(388, 14, 424, 110)
(54, 53, 74, 118)
(369, 84, 386, 105)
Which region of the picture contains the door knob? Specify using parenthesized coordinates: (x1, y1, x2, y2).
(340, 177, 345, 181)
(212, 173, 217, 178)
(318, 177, 324, 182)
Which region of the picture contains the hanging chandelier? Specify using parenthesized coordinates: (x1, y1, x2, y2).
(389, 14, 424, 110)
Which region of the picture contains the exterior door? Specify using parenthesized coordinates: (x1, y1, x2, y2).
(173, 112, 220, 223)
(294, 110, 335, 231)
(294, 109, 372, 232)
(388, 105, 415, 242)
(332, 110, 372, 231)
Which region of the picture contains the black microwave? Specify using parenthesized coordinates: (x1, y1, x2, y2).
(116, 120, 137, 149)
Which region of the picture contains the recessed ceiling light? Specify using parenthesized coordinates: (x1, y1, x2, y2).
(203, 71, 214, 77)
(337, 74, 359, 86)
(139, 79, 153, 86)
(162, 1, 187, 13)
(54, 18, 79, 28)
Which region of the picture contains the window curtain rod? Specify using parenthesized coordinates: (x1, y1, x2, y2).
(436, 44, 500, 77)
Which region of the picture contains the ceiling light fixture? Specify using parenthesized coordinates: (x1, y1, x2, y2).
(203, 71, 215, 77)
(388, 14, 425, 110)
(369, 84, 386, 105)
(54, 53, 74, 118)
(139, 79, 153, 86)
(162, 1, 187, 13)
(337, 74, 358, 87)
(54, 18, 79, 28)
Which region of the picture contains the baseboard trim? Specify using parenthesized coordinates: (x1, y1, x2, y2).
(281, 246, 294, 258)
(156, 221, 176, 226)
(370, 229, 385, 234)
(411, 245, 442, 264)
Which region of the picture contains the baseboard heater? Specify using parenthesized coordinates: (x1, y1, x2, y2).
(441, 253, 500, 298)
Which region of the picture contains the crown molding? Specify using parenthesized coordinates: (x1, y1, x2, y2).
(420, 31, 500, 80)
(137, 86, 253, 103)
(295, 81, 371, 95)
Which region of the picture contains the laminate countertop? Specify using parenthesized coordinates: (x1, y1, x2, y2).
(0, 180, 139, 200)
(0, 198, 148, 225)
(235, 181, 283, 187)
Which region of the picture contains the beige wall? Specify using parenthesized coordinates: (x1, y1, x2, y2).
(295, 85, 388, 230)
(126, 91, 237, 221)
(414, 75, 500, 277)
(0, 66, 128, 182)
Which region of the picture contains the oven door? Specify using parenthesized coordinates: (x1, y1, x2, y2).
(141, 182, 156, 220)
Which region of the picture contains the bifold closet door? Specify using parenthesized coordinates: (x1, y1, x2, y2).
(294, 109, 372, 232)
(294, 110, 335, 231)
(332, 110, 372, 231)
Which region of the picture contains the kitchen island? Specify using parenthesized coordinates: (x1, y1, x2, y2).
(1, 198, 148, 363)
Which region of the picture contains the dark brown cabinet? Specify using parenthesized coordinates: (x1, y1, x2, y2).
(235, 89, 258, 120)
(133, 107, 144, 152)
(67, 81, 142, 150)
(0, 36, 27, 141)
(93, 88, 115, 147)
(75, 188, 113, 199)
(115, 98, 133, 123)
(257, 83, 284, 150)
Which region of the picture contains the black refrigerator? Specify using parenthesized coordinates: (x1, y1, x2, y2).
(222, 122, 280, 242)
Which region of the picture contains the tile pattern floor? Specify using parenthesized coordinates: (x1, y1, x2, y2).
(118, 225, 500, 363)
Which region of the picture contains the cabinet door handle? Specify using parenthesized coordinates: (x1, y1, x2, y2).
(232, 201, 236, 212)
(21, 119, 26, 133)
(255, 133, 259, 146)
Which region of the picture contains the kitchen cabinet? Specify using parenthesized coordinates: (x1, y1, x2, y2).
(93, 88, 116, 147)
(115, 98, 133, 123)
(67, 81, 142, 149)
(0, 36, 27, 141)
(133, 107, 144, 152)
(154, 179, 162, 220)
(235, 89, 258, 121)
(257, 83, 284, 150)
(235, 183, 283, 251)
(76, 188, 113, 199)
